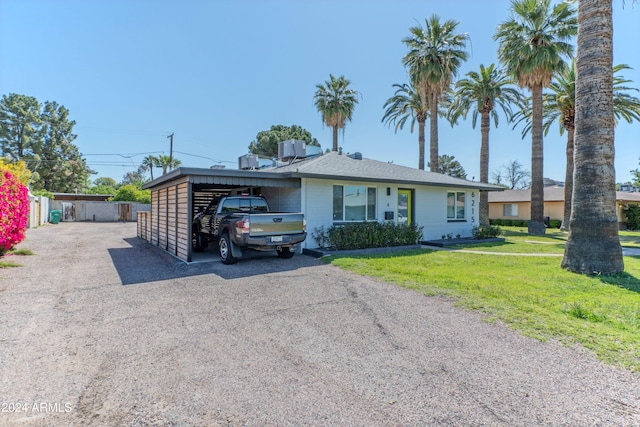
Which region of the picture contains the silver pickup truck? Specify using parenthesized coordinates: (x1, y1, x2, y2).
(192, 195, 306, 264)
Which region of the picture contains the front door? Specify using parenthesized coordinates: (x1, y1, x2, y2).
(397, 189, 412, 225)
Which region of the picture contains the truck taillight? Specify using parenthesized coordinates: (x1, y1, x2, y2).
(236, 218, 250, 234)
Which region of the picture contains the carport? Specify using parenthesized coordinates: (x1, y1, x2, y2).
(140, 168, 301, 262)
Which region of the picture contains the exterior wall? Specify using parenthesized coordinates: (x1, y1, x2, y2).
(49, 200, 150, 222)
(489, 201, 563, 221)
(28, 195, 50, 228)
(148, 178, 189, 262)
(301, 178, 480, 249)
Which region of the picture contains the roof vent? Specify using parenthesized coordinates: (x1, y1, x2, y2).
(348, 152, 362, 160)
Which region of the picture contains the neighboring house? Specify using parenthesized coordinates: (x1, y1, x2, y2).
(141, 148, 502, 262)
(488, 186, 640, 228)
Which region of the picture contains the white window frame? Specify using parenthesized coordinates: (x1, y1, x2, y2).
(333, 185, 377, 222)
(447, 191, 466, 221)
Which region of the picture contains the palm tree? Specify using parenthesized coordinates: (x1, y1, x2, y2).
(402, 15, 469, 173)
(494, 0, 577, 235)
(156, 155, 181, 175)
(562, 0, 623, 274)
(448, 64, 525, 226)
(313, 74, 360, 152)
(142, 155, 158, 181)
(515, 61, 640, 231)
(381, 83, 428, 169)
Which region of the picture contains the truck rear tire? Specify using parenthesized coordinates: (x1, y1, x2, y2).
(219, 233, 238, 264)
(192, 227, 204, 252)
(277, 247, 295, 259)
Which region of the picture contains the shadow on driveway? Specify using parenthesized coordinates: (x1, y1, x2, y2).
(109, 237, 318, 285)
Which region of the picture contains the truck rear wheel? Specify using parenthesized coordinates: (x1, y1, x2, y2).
(192, 227, 204, 252)
(277, 247, 295, 259)
(219, 233, 238, 264)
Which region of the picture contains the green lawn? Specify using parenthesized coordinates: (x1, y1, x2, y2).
(448, 226, 640, 254)
(327, 245, 640, 371)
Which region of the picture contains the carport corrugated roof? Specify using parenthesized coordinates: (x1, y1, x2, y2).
(142, 167, 300, 189)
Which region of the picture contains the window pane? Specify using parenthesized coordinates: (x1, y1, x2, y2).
(345, 186, 366, 221)
(223, 198, 239, 213)
(447, 193, 455, 218)
(333, 186, 343, 221)
(367, 187, 376, 220)
(456, 192, 465, 219)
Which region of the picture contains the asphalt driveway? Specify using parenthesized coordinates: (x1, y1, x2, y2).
(1, 222, 639, 426)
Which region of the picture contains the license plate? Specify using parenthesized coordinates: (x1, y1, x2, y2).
(271, 236, 283, 243)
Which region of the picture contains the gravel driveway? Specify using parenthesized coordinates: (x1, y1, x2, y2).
(1, 222, 640, 426)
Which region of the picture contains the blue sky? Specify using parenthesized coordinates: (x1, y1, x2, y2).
(2, 0, 639, 184)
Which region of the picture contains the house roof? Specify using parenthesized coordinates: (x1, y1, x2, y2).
(263, 151, 503, 191)
(488, 186, 640, 203)
(144, 151, 503, 191)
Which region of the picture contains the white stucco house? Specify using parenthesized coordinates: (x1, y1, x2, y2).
(141, 147, 503, 262)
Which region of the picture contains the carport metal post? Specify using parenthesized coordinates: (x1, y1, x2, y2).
(187, 181, 193, 262)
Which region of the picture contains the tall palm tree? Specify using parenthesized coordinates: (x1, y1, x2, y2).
(448, 63, 525, 226)
(142, 155, 158, 181)
(402, 15, 469, 173)
(156, 155, 181, 175)
(381, 83, 428, 169)
(563, 0, 623, 274)
(494, 0, 577, 235)
(313, 74, 360, 152)
(515, 61, 640, 231)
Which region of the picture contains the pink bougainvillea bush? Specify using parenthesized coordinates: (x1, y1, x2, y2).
(0, 170, 29, 255)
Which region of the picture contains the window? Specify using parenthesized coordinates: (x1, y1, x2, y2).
(503, 203, 518, 217)
(333, 185, 376, 221)
(447, 192, 466, 220)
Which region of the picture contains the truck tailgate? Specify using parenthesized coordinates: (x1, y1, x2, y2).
(249, 213, 305, 236)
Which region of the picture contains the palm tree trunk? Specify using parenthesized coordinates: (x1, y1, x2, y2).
(418, 117, 426, 170)
(332, 126, 339, 152)
(560, 128, 574, 231)
(562, 0, 623, 274)
(528, 83, 546, 235)
(429, 93, 439, 172)
(479, 111, 490, 226)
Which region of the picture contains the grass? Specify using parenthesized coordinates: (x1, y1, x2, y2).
(327, 247, 640, 371)
(0, 247, 34, 268)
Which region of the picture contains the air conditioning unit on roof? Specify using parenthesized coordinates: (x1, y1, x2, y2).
(238, 154, 259, 170)
(278, 139, 307, 161)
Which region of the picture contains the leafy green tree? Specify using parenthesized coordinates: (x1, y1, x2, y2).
(402, 15, 469, 172)
(112, 184, 142, 202)
(428, 154, 467, 179)
(93, 177, 118, 188)
(0, 94, 41, 161)
(0, 94, 93, 193)
(35, 101, 92, 192)
(120, 166, 148, 189)
(88, 185, 117, 195)
(314, 74, 360, 152)
(448, 63, 525, 225)
(248, 125, 320, 158)
(562, 0, 623, 274)
(494, 0, 577, 235)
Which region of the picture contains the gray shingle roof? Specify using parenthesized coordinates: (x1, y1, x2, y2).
(263, 152, 502, 191)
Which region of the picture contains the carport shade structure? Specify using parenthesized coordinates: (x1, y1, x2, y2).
(141, 167, 301, 262)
